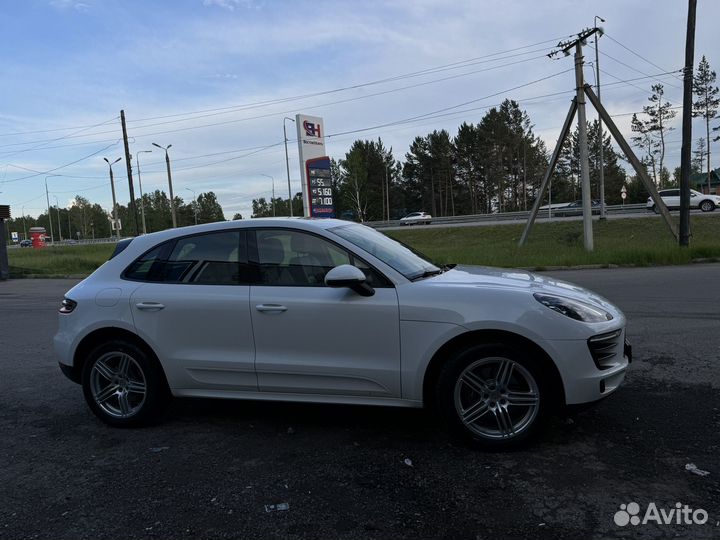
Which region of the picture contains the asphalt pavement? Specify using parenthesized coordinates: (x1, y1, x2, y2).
(0, 266, 718, 540)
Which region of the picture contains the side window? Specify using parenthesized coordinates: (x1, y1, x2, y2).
(123, 244, 167, 281)
(256, 230, 350, 286)
(162, 231, 246, 285)
(254, 229, 391, 288)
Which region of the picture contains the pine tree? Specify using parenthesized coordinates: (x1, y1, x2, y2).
(693, 55, 720, 193)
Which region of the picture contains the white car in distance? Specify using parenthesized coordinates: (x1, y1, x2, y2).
(647, 188, 720, 213)
(399, 211, 432, 225)
(54, 218, 630, 449)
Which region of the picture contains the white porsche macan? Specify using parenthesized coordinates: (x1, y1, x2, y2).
(54, 218, 631, 449)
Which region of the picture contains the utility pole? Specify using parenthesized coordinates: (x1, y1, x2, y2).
(283, 117, 295, 217)
(104, 157, 122, 239)
(44, 175, 59, 244)
(522, 26, 677, 246)
(120, 110, 139, 235)
(54, 196, 62, 242)
(185, 187, 198, 225)
(679, 0, 697, 247)
(135, 150, 152, 234)
(594, 16, 607, 220)
(152, 143, 177, 228)
(574, 40, 594, 251)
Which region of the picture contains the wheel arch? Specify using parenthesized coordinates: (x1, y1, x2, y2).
(422, 329, 566, 409)
(73, 327, 168, 389)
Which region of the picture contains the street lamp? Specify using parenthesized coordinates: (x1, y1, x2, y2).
(135, 150, 153, 234)
(283, 116, 295, 217)
(185, 187, 198, 225)
(152, 143, 177, 228)
(44, 174, 60, 244)
(595, 15, 607, 220)
(20, 205, 27, 241)
(103, 157, 122, 239)
(54, 195, 63, 242)
(260, 173, 275, 216)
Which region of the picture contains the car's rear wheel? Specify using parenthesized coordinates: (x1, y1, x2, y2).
(651, 204, 659, 214)
(436, 343, 548, 450)
(81, 339, 170, 427)
(700, 200, 715, 212)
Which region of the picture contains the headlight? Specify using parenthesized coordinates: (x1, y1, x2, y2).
(533, 293, 612, 323)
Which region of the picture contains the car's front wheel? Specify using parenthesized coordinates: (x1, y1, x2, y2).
(81, 339, 170, 427)
(436, 344, 548, 450)
(699, 200, 715, 212)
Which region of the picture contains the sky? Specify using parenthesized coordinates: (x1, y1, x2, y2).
(1, 0, 718, 222)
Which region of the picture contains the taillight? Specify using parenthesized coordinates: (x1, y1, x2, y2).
(59, 298, 77, 314)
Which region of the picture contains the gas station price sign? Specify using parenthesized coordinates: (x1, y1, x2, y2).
(306, 156, 335, 218)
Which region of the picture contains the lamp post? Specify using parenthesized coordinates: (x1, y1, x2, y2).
(54, 195, 63, 241)
(44, 174, 60, 244)
(152, 143, 177, 228)
(21, 205, 27, 240)
(283, 117, 295, 217)
(103, 157, 122, 239)
(595, 15, 607, 220)
(135, 150, 153, 234)
(260, 173, 275, 216)
(185, 187, 198, 225)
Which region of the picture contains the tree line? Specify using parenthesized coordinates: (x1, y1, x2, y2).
(6, 190, 226, 241)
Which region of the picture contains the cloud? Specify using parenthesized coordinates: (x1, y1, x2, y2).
(202, 0, 259, 11)
(49, 0, 90, 12)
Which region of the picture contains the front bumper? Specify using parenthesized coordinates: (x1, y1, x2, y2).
(546, 332, 631, 406)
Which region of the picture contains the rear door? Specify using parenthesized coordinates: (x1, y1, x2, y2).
(128, 230, 257, 391)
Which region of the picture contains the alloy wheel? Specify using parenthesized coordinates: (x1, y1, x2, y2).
(89, 351, 147, 419)
(453, 357, 540, 439)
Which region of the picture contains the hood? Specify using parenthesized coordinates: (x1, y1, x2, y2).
(425, 265, 617, 311)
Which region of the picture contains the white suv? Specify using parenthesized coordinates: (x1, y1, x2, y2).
(54, 219, 630, 449)
(647, 188, 720, 212)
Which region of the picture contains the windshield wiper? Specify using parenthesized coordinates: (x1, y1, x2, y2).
(409, 269, 444, 281)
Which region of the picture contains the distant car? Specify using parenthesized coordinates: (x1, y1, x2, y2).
(554, 200, 601, 217)
(399, 211, 432, 225)
(19, 239, 32, 247)
(647, 189, 720, 213)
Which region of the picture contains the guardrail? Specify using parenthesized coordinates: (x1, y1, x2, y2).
(366, 203, 648, 228)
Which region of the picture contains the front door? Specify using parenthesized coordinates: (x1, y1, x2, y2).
(249, 228, 401, 397)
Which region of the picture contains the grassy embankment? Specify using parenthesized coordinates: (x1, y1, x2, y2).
(6, 215, 720, 278)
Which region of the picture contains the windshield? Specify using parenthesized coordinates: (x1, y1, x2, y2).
(329, 223, 440, 279)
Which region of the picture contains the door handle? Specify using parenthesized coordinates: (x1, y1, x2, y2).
(255, 304, 287, 313)
(135, 302, 165, 311)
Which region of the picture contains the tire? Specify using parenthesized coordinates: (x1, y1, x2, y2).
(81, 339, 170, 427)
(651, 205, 659, 214)
(699, 200, 715, 212)
(435, 343, 549, 450)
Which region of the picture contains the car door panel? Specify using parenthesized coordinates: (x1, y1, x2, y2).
(131, 283, 256, 390)
(250, 286, 400, 396)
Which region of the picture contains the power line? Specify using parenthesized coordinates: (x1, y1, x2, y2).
(0, 36, 568, 139)
(598, 47, 682, 91)
(604, 32, 683, 82)
(0, 141, 121, 184)
(0, 52, 554, 151)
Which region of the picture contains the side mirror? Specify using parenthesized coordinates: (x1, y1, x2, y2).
(324, 264, 375, 297)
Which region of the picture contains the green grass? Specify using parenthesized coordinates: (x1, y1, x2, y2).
(6, 215, 720, 278)
(8, 243, 115, 277)
(386, 214, 720, 269)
